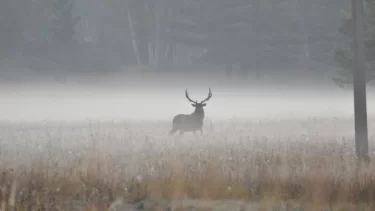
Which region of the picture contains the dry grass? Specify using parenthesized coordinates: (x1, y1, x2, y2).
(0, 117, 375, 210)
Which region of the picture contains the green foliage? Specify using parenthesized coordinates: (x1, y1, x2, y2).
(333, 0, 375, 86)
(0, 0, 32, 55)
(165, 0, 344, 70)
(334, 48, 354, 71)
(48, 0, 81, 45)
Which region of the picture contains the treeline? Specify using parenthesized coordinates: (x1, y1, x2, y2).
(0, 0, 348, 75)
(0, 0, 80, 55)
(334, 0, 375, 87)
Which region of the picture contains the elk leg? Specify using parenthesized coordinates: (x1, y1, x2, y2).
(169, 128, 177, 136)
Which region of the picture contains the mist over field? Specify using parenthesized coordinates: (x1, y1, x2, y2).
(3, 71, 375, 210)
(2, 71, 375, 123)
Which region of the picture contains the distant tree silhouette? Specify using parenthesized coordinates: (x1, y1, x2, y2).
(48, 0, 81, 46)
(333, 0, 375, 87)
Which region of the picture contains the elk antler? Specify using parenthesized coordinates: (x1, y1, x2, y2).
(185, 89, 197, 104)
(200, 88, 212, 103)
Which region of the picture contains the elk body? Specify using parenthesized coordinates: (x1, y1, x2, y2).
(170, 88, 212, 136)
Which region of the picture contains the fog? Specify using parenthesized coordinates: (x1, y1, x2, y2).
(1, 1, 375, 208)
(0, 0, 371, 123)
(2, 73, 375, 123)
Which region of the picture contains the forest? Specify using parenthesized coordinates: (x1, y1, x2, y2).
(0, 0, 351, 78)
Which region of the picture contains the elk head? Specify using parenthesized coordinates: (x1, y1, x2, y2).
(185, 88, 212, 116)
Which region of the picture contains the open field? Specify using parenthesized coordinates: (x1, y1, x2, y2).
(0, 117, 375, 210)
(2, 68, 375, 210)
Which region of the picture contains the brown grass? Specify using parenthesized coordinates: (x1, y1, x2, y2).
(0, 117, 375, 210)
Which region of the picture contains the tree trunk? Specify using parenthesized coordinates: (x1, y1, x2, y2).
(225, 63, 233, 78)
(148, 41, 154, 67)
(152, 0, 164, 71)
(352, 0, 370, 163)
(126, 0, 142, 66)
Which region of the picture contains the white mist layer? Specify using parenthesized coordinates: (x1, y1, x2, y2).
(2, 83, 375, 123)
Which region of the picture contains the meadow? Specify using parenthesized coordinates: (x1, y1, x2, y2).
(2, 68, 375, 210)
(0, 117, 374, 210)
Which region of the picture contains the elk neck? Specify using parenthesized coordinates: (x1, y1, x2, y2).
(192, 107, 205, 118)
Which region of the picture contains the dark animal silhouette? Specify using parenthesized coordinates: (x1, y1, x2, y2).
(170, 88, 212, 136)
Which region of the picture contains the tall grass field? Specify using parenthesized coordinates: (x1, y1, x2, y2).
(0, 117, 374, 210)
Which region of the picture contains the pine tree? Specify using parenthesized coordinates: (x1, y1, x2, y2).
(48, 0, 81, 45)
(167, 0, 343, 76)
(333, 0, 375, 88)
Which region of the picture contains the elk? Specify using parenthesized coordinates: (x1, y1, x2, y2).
(170, 88, 212, 136)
